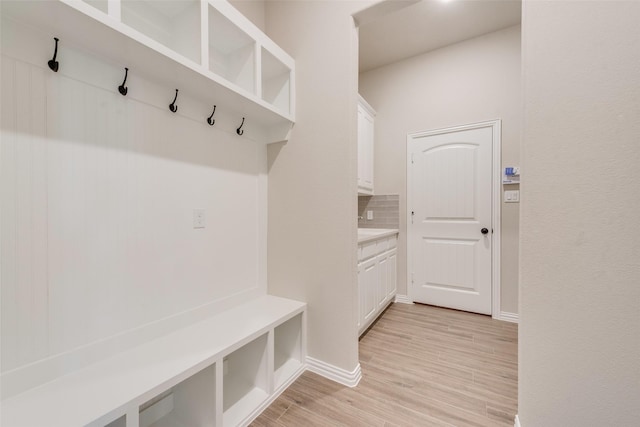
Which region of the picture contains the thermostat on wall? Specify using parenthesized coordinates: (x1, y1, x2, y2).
(503, 166, 520, 184)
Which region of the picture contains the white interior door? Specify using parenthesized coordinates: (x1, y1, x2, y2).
(408, 122, 496, 315)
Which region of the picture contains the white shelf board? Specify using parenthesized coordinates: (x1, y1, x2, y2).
(222, 386, 268, 427)
(147, 412, 192, 427)
(1, 0, 294, 139)
(274, 358, 303, 389)
(0, 295, 306, 427)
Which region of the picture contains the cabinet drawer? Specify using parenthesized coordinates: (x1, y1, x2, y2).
(359, 240, 378, 261)
(387, 235, 397, 249)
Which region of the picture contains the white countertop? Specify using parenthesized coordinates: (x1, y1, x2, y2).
(358, 228, 399, 244)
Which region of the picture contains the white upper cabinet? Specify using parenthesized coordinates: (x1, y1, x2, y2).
(358, 95, 375, 195)
(3, 0, 295, 143)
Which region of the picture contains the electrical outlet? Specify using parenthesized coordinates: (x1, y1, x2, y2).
(367, 210, 373, 220)
(193, 209, 205, 228)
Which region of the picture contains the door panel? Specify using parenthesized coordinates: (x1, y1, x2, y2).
(362, 258, 377, 323)
(409, 124, 494, 314)
(387, 250, 397, 299)
(377, 254, 388, 307)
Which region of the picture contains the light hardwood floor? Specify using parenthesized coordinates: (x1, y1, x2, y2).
(251, 302, 518, 427)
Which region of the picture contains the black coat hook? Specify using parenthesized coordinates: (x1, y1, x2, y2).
(169, 89, 179, 113)
(48, 37, 60, 72)
(118, 67, 129, 96)
(207, 105, 216, 126)
(236, 117, 245, 135)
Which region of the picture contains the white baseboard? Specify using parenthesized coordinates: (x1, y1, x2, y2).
(305, 357, 362, 388)
(514, 414, 521, 427)
(494, 311, 519, 323)
(394, 294, 414, 304)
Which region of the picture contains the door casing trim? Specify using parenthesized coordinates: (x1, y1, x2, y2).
(406, 119, 502, 318)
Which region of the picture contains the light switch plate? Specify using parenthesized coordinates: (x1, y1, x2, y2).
(193, 209, 206, 228)
(504, 190, 520, 203)
(367, 210, 373, 220)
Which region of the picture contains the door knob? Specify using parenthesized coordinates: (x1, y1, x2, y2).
(481, 228, 489, 235)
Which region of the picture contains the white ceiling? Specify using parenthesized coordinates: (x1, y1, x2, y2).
(359, 0, 522, 73)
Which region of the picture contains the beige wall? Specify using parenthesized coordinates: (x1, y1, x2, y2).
(264, 1, 371, 373)
(359, 25, 521, 314)
(519, 1, 640, 425)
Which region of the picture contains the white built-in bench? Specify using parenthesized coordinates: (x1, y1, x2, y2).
(1, 295, 306, 427)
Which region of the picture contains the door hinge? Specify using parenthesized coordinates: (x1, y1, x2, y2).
(411, 153, 414, 164)
(411, 210, 414, 224)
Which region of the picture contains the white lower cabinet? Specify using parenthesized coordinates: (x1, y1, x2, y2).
(358, 233, 398, 336)
(360, 257, 379, 327)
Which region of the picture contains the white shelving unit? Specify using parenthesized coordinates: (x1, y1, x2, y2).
(104, 416, 126, 427)
(223, 335, 269, 426)
(2, 0, 295, 143)
(82, 0, 108, 14)
(121, 0, 201, 65)
(208, 4, 256, 95)
(261, 47, 291, 115)
(273, 313, 304, 390)
(140, 365, 216, 427)
(0, 296, 307, 427)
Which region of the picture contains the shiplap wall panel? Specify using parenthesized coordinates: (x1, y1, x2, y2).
(2, 57, 19, 370)
(1, 46, 263, 379)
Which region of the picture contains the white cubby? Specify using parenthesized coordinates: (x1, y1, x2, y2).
(139, 365, 216, 427)
(261, 47, 291, 115)
(209, 5, 256, 95)
(82, 0, 108, 14)
(223, 334, 269, 426)
(274, 313, 303, 390)
(105, 415, 127, 427)
(121, 0, 201, 65)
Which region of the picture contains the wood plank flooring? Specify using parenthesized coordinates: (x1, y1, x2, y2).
(251, 303, 518, 427)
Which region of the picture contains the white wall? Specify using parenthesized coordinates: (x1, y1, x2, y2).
(519, 1, 640, 425)
(1, 17, 266, 397)
(264, 1, 369, 374)
(359, 25, 521, 314)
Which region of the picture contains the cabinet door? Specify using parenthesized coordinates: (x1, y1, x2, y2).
(361, 258, 378, 325)
(357, 105, 366, 191)
(357, 262, 363, 330)
(377, 253, 388, 308)
(361, 108, 374, 192)
(357, 101, 374, 194)
(387, 249, 397, 299)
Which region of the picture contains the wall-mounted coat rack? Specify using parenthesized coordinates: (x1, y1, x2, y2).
(207, 105, 216, 126)
(42, 35, 250, 137)
(169, 89, 179, 113)
(118, 67, 128, 96)
(237, 117, 245, 136)
(48, 37, 60, 72)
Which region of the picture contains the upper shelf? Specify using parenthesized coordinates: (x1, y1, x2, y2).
(2, 0, 295, 143)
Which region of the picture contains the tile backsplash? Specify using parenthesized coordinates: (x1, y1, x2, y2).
(358, 194, 399, 229)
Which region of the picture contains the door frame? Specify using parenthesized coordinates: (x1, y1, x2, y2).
(406, 119, 502, 318)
